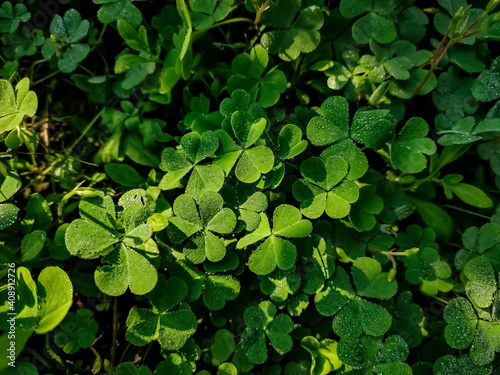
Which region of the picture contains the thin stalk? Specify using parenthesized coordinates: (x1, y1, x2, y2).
(78, 64, 96, 76)
(111, 297, 119, 366)
(434, 296, 449, 305)
(46, 334, 65, 367)
(90, 24, 108, 52)
(414, 11, 487, 96)
(27, 347, 51, 369)
(65, 108, 104, 155)
(441, 204, 491, 219)
(32, 70, 59, 86)
(192, 18, 254, 38)
(119, 342, 132, 364)
(141, 342, 153, 364)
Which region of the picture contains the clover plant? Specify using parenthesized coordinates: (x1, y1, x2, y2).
(3, 0, 500, 373)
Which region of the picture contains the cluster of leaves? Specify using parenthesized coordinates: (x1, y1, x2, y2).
(2, 0, 500, 374)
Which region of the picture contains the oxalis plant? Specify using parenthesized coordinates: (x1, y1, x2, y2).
(2, 0, 500, 374)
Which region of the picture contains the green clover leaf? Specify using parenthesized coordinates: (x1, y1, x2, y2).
(320, 138, 368, 180)
(0, 169, 22, 202)
(433, 66, 479, 131)
(211, 329, 236, 362)
(471, 57, 500, 103)
(337, 228, 394, 261)
(184, 94, 224, 133)
(306, 96, 349, 147)
(340, 0, 397, 44)
(0, 266, 73, 374)
(455, 222, 500, 272)
(463, 257, 497, 308)
(239, 301, 293, 364)
(259, 268, 301, 302)
(337, 334, 411, 372)
(66, 190, 159, 296)
(350, 108, 396, 150)
(125, 274, 198, 351)
(228, 46, 287, 108)
(0, 77, 37, 133)
(278, 124, 308, 160)
(0, 2, 31, 34)
(213, 117, 274, 184)
(237, 204, 312, 275)
(42, 9, 90, 73)
(203, 274, 240, 310)
(398, 225, 453, 296)
(386, 291, 424, 348)
(298, 231, 336, 295)
(300, 336, 342, 375)
(351, 257, 398, 299)
(217, 363, 237, 375)
(306, 96, 395, 150)
(292, 156, 359, 219)
(352, 12, 397, 45)
(227, 46, 287, 108)
(348, 184, 384, 232)
(0, 266, 73, 371)
(443, 296, 500, 367)
(167, 192, 236, 263)
(0, 202, 18, 229)
(443, 297, 478, 349)
(1, 25, 45, 60)
(390, 117, 437, 174)
(219, 89, 267, 133)
(65, 194, 119, 259)
(159, 131, 224, 199)
(260, 2, 324, 61)
(314, 262, 395, 338)
(155, 354, 193, 374)
(92, 0, 142, 27)
(434, 355, 492, 375)
(35, 267, 74, 334)
(190, 0, 234, 30)
(220, 182, 268, 232)
(54, 309, 98, 354)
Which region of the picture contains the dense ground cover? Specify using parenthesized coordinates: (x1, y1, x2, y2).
(2, 0, 500, 374)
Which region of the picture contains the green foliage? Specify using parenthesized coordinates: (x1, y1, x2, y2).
(54, 309, 99, 354)
(0, 77, 37, 134)
(0, 267, 73, 372)
(42, 9, 90, 73)
(3, 0, 500, 373)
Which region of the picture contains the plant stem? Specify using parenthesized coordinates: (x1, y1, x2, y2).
(434, 296, 449, 304)
(111, 296, 119, 366)
(414, 11, 486, 96)
(141, 342, 153, 364)
(441, 204, 491, 219)
(90, 24, 108, 52)
(46, 334, 65, 367)
(78, 64, 96, 76)
(192, 18, 254, 39)
(28, 347, 51, 369)
(65, 108, 104, 156)
(118, 342, 131, 364)
(32, 70, 59, 86)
